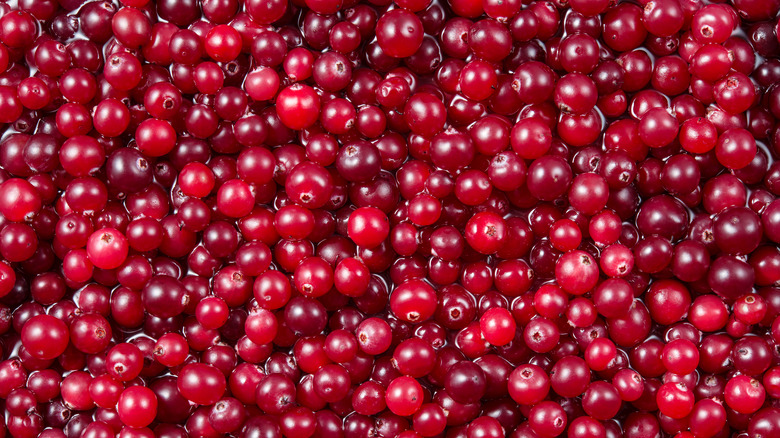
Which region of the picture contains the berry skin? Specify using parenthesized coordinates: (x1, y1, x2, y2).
(21, 315, 69, 360)
(509, 364, 550, 406)
(480, 307, 517, 346)
(117, 386, 158, 428)
(385, 376, 423, 416)
(0, 178, 42, 222)
(555, 250, 599, 295)
(348, 207, 389, 248)
(465, 211, 507, 254)
(86, 228, 129, 270)
(376, 9, 424, 58)
(725, 375, 766, 414)
(276, 84, 321, 130)
(390, 279, 437, 324)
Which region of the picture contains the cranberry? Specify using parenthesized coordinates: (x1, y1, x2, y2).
(0, 178, 42, 222)
(385, 375, 423, 416)
(177, 363, 226, 406)
(509, 364, 550, 406)
(276, 84, 320, 130)
(376, 9, 424, 58)
(0, 0, 775, 435)
(21, 314, 69, 360)
(117, 386, 157, 428)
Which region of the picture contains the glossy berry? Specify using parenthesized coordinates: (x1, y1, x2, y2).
(348, 207, 389, 248)
(479, 308, 516, 346)
(21, 315, 69, 360)
(117, 386, 158, 428)
(385, 376, 423, 416)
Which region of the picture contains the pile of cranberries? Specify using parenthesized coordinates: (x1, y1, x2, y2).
(2, 0, 780, 437)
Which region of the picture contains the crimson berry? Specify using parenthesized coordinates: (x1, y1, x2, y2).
(86, 228, 129, 270)
(385, 376, 423, 416)
(376, 9, 424, 58)
(725, 375, 766, 415)
(508, 364, 550, 405)
(465, 211, 506, 254)
(276, 84, 321, 130)
(348, 207, 389, 248)
(390, 279, 437, 324)
(555, 250, 599, 295)
(204, 24, 242, 62)
(20, 315, 69, 360)
(177, 363, 227, 406)
(0, 178, 41, 222)
(479, 307, 516, 346)
(117, 386, 157, 428)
